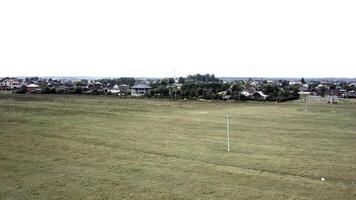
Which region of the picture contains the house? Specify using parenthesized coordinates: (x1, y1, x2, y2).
(250, 81, 258, 87)
(88, 82, 104, 94)
(298, 91, 311, 96)
(298, 84, 310, 96)
(107, 84, 130, 95)
(131, 84, 151, 96)
(240, 90, 250, 97)
(299, 84, 309, 92)
(27, 84, 42, 93)
(0, 78, 22, 90)
(108, 84, 120, 94)
(252, 91, 268, 100)
(118, 84, 130, 95)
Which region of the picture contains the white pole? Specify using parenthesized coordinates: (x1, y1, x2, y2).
(226, 114, 230, 152)
(305, 96, 308, 113)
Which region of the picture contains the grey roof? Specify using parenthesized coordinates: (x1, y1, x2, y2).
(131, 84, 151, 89)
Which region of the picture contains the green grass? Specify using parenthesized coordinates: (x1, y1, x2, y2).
(0, 94, 355, 199)
(0, 90, 13, 95)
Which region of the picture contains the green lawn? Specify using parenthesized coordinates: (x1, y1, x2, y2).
(0, 94, 355, 199)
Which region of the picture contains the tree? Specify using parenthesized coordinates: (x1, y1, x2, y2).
(178, 77, 185, 84)
(301, 77, 306, 84)
(160, 78, 168, 86)
(42, 86, 56, 94)
(186, 73, 221, 83)
(168, 78, 175, 85)
(74, 81, 84, 87)
(15, 85, 27, 94)
(81, 79, 89, 85)
(117, 77, 135, 86)
(262, 83, 279, 97)
(319, 86, 327, 97)
(281, 80, 289, 87)
(230, 83, 244, 95)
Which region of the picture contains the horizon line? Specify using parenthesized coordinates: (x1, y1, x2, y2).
(1, 75, 356, 79)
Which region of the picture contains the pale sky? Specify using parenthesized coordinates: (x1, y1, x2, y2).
(1, 0, 356, 78)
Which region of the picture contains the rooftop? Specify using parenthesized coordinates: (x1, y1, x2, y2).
(131, 84, 151, 89)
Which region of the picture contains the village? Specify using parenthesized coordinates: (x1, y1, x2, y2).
(1, 74, 355, 102)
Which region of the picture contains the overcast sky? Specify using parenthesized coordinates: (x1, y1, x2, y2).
(1, 0, 355, 78)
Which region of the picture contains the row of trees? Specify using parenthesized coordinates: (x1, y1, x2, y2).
(147, 74, 300, 102)
(81, 77, 136, 87)
(260, 83, 300, 102)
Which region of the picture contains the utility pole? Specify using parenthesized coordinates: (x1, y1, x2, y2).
(226, 114, 230, 152)
(305, 96, 308, 113)
(345, 86, 348, 99)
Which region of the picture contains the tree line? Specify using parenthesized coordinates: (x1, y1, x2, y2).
(11, 74, 305, 102)
(147, 74, 300, 102)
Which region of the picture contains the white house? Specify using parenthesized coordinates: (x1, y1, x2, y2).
(130, 84, 151, 96)
(240, 90, 250, 97)
(0, 78, 22, 90)
(108, 84, 120, 94)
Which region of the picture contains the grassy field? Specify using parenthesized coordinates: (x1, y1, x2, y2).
(0, 94, 355, 199)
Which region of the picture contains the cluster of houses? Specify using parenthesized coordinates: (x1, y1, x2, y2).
(0, 77, 152, 96)
(1, 77, 356, 101)
(245, 79, 355, 98)
(297, 82, 356, 98)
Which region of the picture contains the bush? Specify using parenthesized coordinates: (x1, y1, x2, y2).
(42, 86, 56, 94)
(15, 86, 27, 94)
(231, 94, 247, 101)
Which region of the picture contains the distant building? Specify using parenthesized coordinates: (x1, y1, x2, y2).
(252, 91, 268, 100)
(299, 85, 309, 93)
(108, 84, 120, 94)
(0, 78, 22, 90)
(88, 82, 104, 94)
(131, 84, 151, 96)
(118, 84, 130, 95)
(240, 90, 251, 97)
(27, 84, 42, 94)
